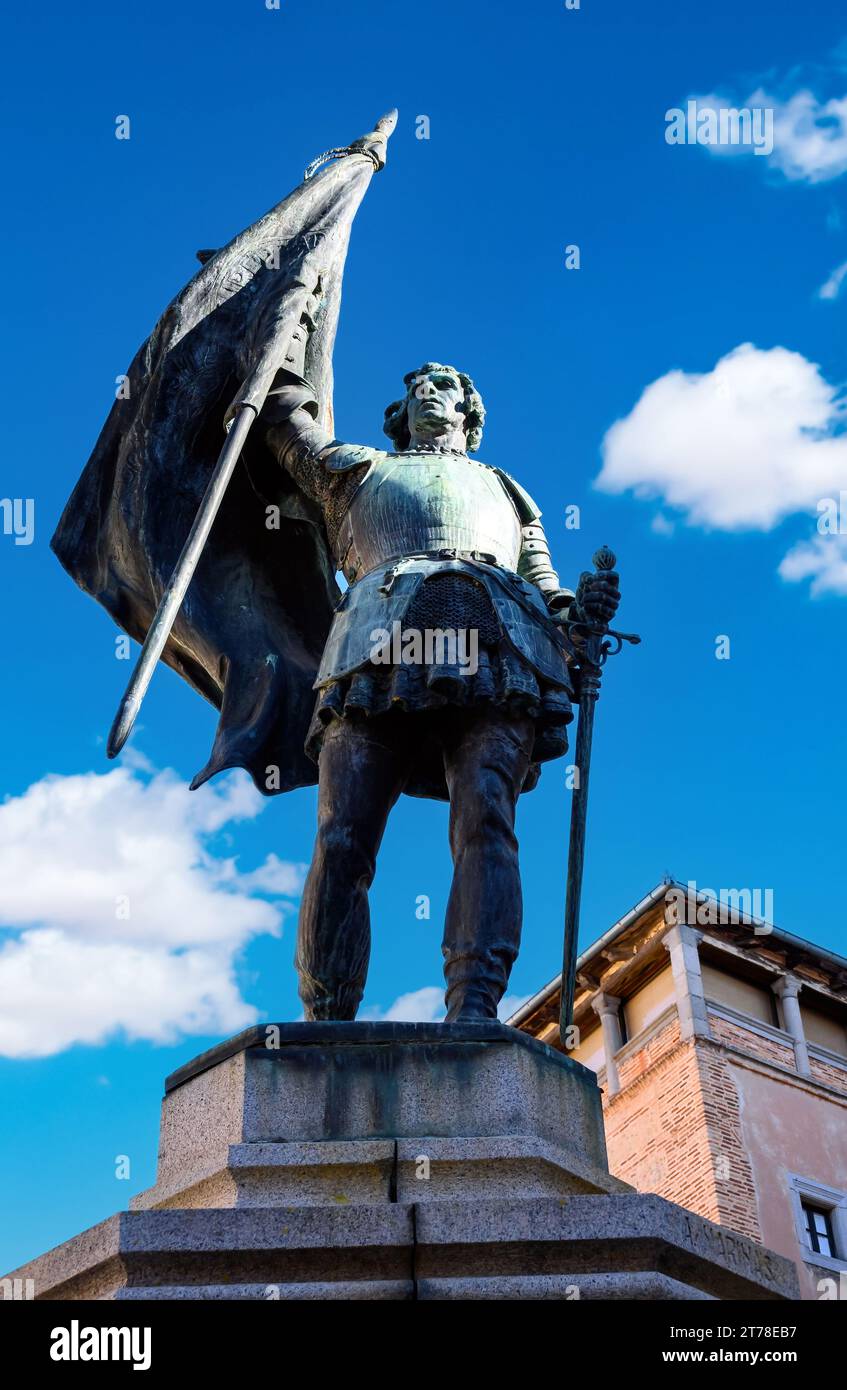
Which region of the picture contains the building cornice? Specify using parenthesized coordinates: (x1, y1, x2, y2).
(507, 878, 847, 1031)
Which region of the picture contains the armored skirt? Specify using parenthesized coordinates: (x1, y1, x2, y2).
(306, 571, 574, 800)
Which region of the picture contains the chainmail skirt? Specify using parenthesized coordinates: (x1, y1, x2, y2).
(305, 574, 573, 797)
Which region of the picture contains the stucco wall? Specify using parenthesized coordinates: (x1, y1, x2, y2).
(728, 1057, 847, 1298)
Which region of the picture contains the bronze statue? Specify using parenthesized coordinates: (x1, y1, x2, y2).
(51, 112, 627, 1028)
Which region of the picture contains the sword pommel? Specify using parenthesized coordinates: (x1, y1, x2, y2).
(592, 544, 616, 572)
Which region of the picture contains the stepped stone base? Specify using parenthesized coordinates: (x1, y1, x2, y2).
(3, 1023, 799, 1301)
(132, 1021, 623, 1211)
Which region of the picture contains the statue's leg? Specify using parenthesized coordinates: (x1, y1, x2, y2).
(296, 715, 410, 1021)
(441, 711, 534, 1021)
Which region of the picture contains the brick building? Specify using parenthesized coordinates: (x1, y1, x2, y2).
(509, 879, 847, 1298)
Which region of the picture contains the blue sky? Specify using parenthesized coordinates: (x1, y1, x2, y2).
(2, 0, 846, 1271)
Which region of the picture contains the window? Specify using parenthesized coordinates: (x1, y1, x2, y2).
(802, 1202, 837, 1259)
(788, 1174, 847, 1271)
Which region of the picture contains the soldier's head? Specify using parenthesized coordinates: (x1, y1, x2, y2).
(383, 363, 485, 453)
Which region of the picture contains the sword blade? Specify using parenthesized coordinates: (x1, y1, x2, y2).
(559, 680, 598, 1043)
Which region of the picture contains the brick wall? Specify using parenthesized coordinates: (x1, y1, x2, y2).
(602, 1018, 728, 1225)
(707, 1010, 795, 1070)
(615, 1011, 681, 1089)
(709, 1008, 847, 1098)
(603, 1009, 847, 1247)
(602, 1015, 762, 1242)
(809, 1054, 847, 1097)
(695, 1041, 761, 1241)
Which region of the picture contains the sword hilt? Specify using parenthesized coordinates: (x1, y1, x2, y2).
(562, 544, 640, 664)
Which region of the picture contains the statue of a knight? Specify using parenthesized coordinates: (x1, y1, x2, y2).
(262, 354, 619, 1020)
(51, 113, 620, 1026)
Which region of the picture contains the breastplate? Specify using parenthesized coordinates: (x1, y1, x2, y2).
(336, 453, 522, 581)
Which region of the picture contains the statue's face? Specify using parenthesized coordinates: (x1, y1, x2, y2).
(405, 368, 465, 442)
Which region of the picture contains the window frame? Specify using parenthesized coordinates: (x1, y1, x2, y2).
(788, 1173, 847, 1273)
(802, 1200, 836, 1258)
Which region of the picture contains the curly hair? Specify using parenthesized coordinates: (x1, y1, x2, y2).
(382, 362, 485, 453)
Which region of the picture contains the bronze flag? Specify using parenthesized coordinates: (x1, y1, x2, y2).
(52, 113, 396, 795)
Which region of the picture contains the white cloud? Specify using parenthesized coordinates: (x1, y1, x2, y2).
(498, 993, 531, 1021)
(818, 259, 847, 300)
(0, 764, 302, 1058)
(779, 533, 847, 596)
(691, 86, 847, 183)
(363, 986, 445, 1022)
(362, 987, 530, 1023)
(597, 343, 847, 533)
(597, 343, 847, 596)
(763, 89, 847, 183)
(240, 854, 307, 896)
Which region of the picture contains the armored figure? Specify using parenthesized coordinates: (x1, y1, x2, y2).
(260, 358, 620, 1021)
(51, 112, 623, 1028)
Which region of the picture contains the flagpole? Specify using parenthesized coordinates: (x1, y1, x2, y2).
(107, 270, 322, 760)
(107, 401, 257, 759)
(105, 113, 396, 760)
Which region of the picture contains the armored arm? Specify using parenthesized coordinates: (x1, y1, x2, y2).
(261, 365, 375, 563)
(500, 469, 619, 622)
(517, 522, 575, 613)
(260, 294, 373, 506)
(518, 521, 621, 626)
(495, 468, 575, 613)
(262, 369, 340, 508)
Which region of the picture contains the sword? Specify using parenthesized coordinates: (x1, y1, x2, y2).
(559, 546, 640, 1044)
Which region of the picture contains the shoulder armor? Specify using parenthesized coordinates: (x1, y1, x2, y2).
(491, 467, 542, 524)
(321, 443, 380, 473)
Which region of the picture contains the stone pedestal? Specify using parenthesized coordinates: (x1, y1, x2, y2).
(133, 1021, 621, 1211)
(3, 1022, 799, 1300)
